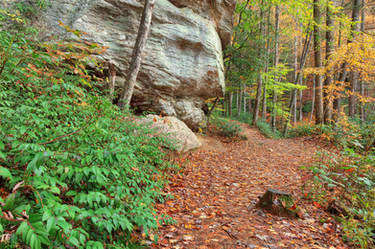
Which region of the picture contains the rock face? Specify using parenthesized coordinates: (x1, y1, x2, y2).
(138, 115, 202, 152)
(38, 0, 235, 129)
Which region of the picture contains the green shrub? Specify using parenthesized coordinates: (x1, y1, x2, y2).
(302, 100, 313, 113)
(210, 116, 242, 138)
(303, 149, 375, 248)
(287, 122, 317, 138)
(0, 10, 173, 249)
(318, 116, 375, 153)
(256, 120, 282, 139)
(231, 112, 253, 125)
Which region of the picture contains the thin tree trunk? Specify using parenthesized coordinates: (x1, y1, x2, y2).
(333, 0, 346, 121)
(349, 0, 362, 117)
(253, 1, 266, 125)
(283, 29, 312, 136)
(310, 80, 316, 121)
(118, 0, 155, 109)
(238, 89, 243, 116)
(237, 89, 242, 117)
(298, 73, 303, 121)
(360, 0, 366, 121)
(271, 5, 280, 130)
(108, 62, 116, 101)
(224, 0, 250, 118)
(229, 92, 233, 116)
(248, 96, 252, 114)
(243, 92, 247, 113)
(262, 6, 272, 122)
(313, 0, 324, 124)
(292, 33, 298, 123)
(324, 2, 334, 123)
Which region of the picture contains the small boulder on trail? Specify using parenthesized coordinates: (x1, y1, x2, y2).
(137, 114, 202, 153)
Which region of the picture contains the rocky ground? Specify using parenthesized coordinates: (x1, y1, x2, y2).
(151, 125, 348, 249)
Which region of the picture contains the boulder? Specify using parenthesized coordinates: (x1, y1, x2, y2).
(138, 115, 202, 152)
(36, 0, 235, 129)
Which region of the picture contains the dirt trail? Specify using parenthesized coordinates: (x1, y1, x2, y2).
(153, 126, 347, 249)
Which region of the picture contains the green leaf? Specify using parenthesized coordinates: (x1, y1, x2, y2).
(30, 233, 41, 249)
(66, 190, 77, 197)
(0, 151, 6, 160)
(46, 217, 56, 232)
(0, 166, 11, 179)
(69, 236, 80, 247)
(50, 186, 61, 194)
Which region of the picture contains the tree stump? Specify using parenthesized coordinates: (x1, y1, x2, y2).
(256, 189, 296, 217)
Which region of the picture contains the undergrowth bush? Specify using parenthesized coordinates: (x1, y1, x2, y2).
(230, 113, 253, 125)
(301, 115, 375, 248)
(303, 148, 375, 248)
(319, 115, 375, 153)
(0, 8, 173, 249)
(255, 120, 282, 139)
(209, 116, 242, 138)
(287, 122, 317, 138)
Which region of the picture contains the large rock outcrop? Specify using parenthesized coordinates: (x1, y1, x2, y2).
(38, 0, 235, 128)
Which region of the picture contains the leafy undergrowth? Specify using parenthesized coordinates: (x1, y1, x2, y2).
(255, 120, 283, 139)
(0, 9, 174, 249)
(208, 116, 242, 138)
(301, 117, 375, 248)
(304, 149, 375, 248)
(286, 117, 375, 248)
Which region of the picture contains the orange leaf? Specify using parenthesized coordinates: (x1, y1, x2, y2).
(313, 201, 321, 208)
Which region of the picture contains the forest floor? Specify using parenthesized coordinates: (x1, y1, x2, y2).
(152, 125, 349, 249)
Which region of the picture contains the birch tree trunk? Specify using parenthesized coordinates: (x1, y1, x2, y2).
(118, 0, 155, 109)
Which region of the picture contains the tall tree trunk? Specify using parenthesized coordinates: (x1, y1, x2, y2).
(248, 96, 252, 114)
(283, 29, 312, 136)
(313, 0, 324, 124)
(298, 73, 304, 121)
(254, 73, 263, 123)
(261, 83, 267, 120)
(262, 6, 272, 121)
(360, 0, 366, 121)
(237, 89, 242, 117)
(224, 0, 250, 118)
(108, 62, 116, 101)
(243, 92, 247, 113)
(253, 2, 266, 125)
(271, 5, 280, 130)
(118, 0, 155, 109)
(229, 92, 233, 116)
(292, 32, 298, 124)
(348, 0, 362, 117)
(324, 1, 335, 123)
(333, 0, 346, 122)
(310, 80, 316, 121)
